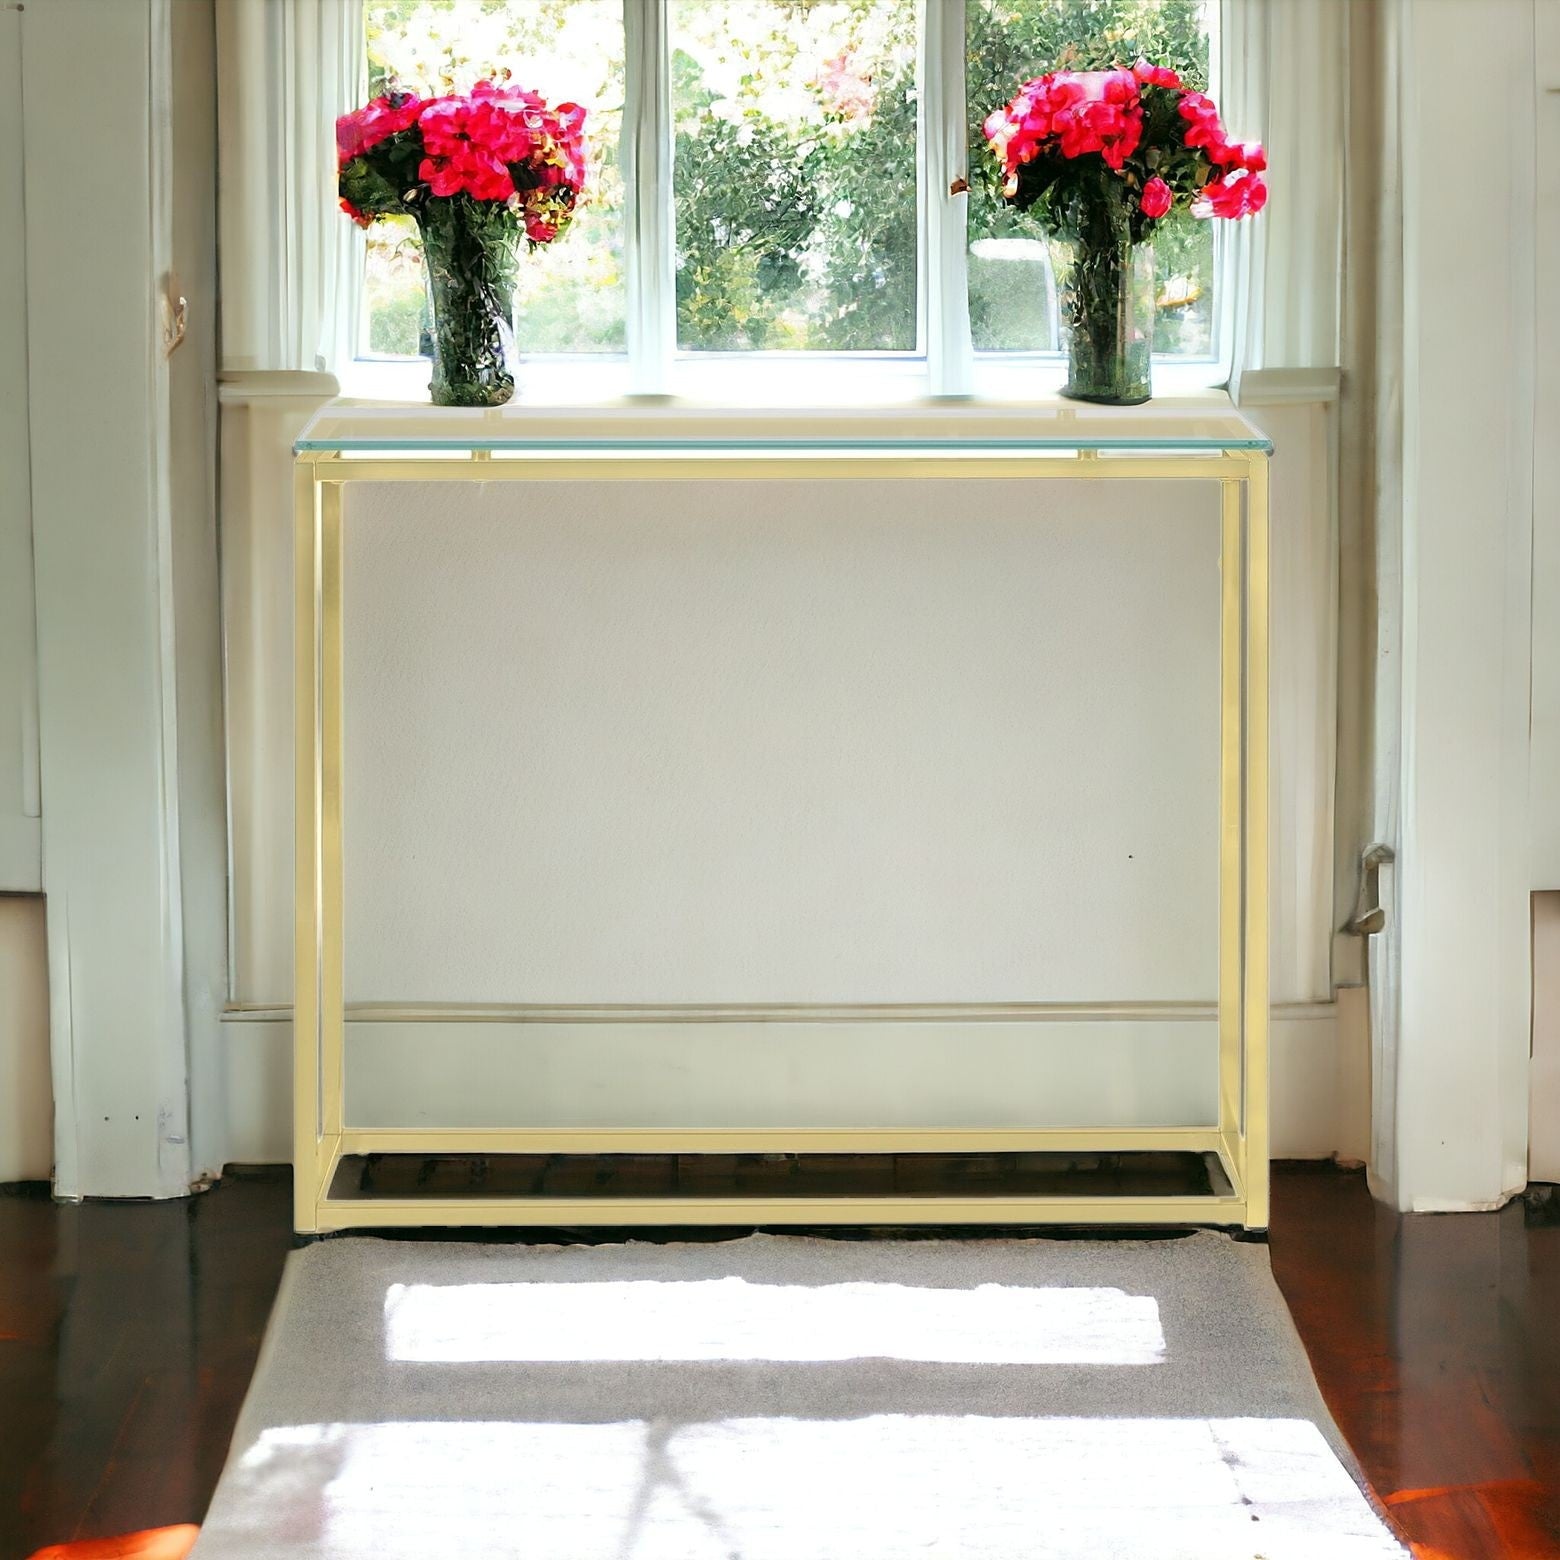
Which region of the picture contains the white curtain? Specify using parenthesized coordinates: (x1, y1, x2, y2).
(1220, 0, 1347, 383)
(215, 0, 362, 376)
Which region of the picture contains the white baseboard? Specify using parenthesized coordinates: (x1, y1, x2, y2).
(223, 997, 1366, 1169)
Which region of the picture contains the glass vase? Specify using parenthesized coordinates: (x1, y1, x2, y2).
(1056, 237, 1155, 406)
(418, 204, 520, 408)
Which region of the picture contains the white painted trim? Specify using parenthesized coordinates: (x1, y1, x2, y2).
(22, 0, 227, 1198)
(24, 0, 193, 1197)
(218, 388, 341, 1020)
(148, 0, 195, 1193)
(1383, 0, 1535, 1210)
(920, 0, 972, 397)
(219, 369, 340, 402)
(333, 353, 1238, 408)
(1352, 0, 1407, 1208)
(1235, 367, 1342, 406)
(169, 0, 232, 1182)
(222, 1000, 1344, 1024)
(622, 0, 673, 395)
(0, 2, 40, 895)
(1407, 1196, 1519, 1215)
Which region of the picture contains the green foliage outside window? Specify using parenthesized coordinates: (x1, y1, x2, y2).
(361, 0, 1216, 362)
(670, 0, 918, 352)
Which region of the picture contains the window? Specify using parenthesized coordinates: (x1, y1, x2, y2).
(360, 0, 1220, 395)
(670, 0, 918, 352)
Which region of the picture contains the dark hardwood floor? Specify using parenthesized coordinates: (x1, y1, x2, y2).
(1, 1169, 293, 1556)
(3, 1162, 1558, 1559)
(1270, 1165, 1560, 1558)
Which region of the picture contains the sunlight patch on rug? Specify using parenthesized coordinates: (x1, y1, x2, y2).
(220, 1415, 1401, 1560)
(383, 1277, 1166, 1364)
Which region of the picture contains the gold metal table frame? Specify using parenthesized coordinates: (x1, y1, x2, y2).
(292, 426, 1270, 1234)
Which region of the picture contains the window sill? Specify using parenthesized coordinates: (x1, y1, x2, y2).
(333, 353, 1234, 412)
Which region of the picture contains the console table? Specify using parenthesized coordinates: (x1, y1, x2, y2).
(291, 403, 1272, 1234)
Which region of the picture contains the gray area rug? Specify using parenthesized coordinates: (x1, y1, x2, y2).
(193, 1231, 1407, 1559)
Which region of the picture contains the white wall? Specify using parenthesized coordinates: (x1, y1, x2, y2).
(349, 475, 1225, 1008)
(219, 395, 1363, 1165)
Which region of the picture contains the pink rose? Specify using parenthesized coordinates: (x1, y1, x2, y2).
(335, 92, 424, 167)
(1139, 176, 1172, 218)
(419, 95, 517, 201)
(1133, 59, 1182, 90)
(1050, 71, 1143, 168)
(1177, 90, 1228, 158)
(1192, 167, 1268, 220)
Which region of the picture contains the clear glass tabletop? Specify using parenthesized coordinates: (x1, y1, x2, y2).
(295, 400, 1272, 455)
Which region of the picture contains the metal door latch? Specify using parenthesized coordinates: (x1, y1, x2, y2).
(161, 273, 188, 357)
(1347, 843, 1395, 936)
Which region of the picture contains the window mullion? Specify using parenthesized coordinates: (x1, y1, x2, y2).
(623, 0, 674, 394)
(920, 0, 972, 397)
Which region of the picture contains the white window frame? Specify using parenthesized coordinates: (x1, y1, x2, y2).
(342, 0, 1231, 404)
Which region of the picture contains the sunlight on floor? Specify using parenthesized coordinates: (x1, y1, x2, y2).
(383, 1277, 1167, 1364)
(221, 1416, 1404, 1560)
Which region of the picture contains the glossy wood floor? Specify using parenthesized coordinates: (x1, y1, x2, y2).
(3, 1162, 1558, 1559)
(1270, 1166, 1560, 1558)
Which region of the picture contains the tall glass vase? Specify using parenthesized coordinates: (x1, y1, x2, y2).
(1056, 236, 1155, 406)
(418, 201, 520, 408)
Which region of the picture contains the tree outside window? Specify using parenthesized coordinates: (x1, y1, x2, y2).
(361, 0, 1217, 370)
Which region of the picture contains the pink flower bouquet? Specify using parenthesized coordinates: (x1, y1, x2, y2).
(983, 63, 1266, 402)
(337, 81, 588, 405)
